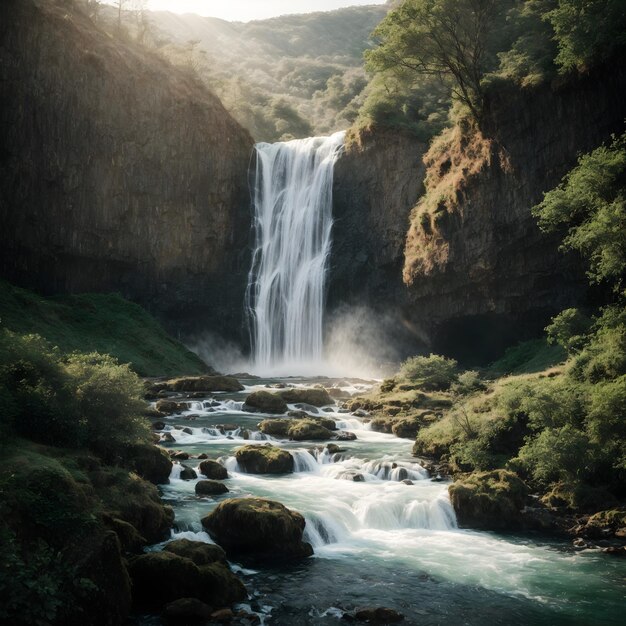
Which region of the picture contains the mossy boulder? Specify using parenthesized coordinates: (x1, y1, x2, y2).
(121, 443, 172, 484)
(199, 459, 228, 480)
(156, 399, 188, 415)
(448, 470, 529, 531)
(580, 508, 626, 539)
(287, 420, 332, 441)
(163, 598, 213, 624)
(92, 468, 175, 543)
(166, 375, 244, 393)
(195, 480, 229, 496)
(128, 551, 246, 608)
(279, 388, 333, 406)
(163, 538, 227, 565)
(391, 415, 427, 439)
(202, 497, 313, 562)
(243, 391, 288, 414)
(235, 445, 294, 474)
(258, 419, 291, 437)
(129, 551, 200, 606)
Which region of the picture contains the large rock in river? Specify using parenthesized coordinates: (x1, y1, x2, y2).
(235, 445, 293, 474)
(129, 551, 246, 607)
(279, 388, 333, 406)
(163, 538, 227, 565)
(199, 459, 228, 480)
(287, 419, 332, 441)
(202, 497, 313, 562)
(166, 375, 244, 393)
(121, 443, 173, 484)
(448, 470, 529, 530)
(243, 390, 288, 414)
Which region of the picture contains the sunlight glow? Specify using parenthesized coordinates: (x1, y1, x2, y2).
(147, 0, 387, 22)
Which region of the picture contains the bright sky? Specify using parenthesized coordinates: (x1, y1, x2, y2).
(147, 1, 387, 22)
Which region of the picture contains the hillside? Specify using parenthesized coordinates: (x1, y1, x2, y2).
(0, 281, 208, 376)
(145, 4, 390, 140)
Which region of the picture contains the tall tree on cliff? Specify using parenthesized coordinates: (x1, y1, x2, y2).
(365, 0, 517, 122)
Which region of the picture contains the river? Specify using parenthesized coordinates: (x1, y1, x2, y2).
(144, 378, 626, 625)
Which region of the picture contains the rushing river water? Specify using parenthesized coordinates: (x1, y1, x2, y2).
(146, 378, 626, 626)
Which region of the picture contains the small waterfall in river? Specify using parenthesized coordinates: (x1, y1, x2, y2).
(246, 131, 345, 372)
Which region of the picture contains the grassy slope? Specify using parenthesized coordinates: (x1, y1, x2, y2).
(0, 280, 207, 377)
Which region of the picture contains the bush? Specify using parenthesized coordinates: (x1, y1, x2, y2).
(451, 370, 485, 395)
(399, 353, 458, 390)
(0, 330, 150, 455)
(545, 308, 592, 353)
(64, 352, 149, 458)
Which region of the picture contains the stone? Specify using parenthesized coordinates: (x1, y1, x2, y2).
(171, 451, 190, 460)
(163, 598, 213, 624)
(354, 607, 404, 623)
(163, 538, 227, 565)
(331, 431, 357, 441)
(166, 376, 244, 393)
(287, 420, 332, 441)
(448, 470, 529, 530)
(196, 480, 229, 496)
(279, 388, 333, 406)
(156, 399, 188, 415)
(199, 459, 228, 480)
(122, 443, 173, 485)
(258, 419, 290, 437)
(210, 608, 235, 623)
(242, 391, 288, 414)
(202, 497, 313, 562)
(235, 445, 294, 474)
(179, 466, 198, 481)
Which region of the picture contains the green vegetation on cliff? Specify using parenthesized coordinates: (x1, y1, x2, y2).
(411, 133, 626, 513)
(0, 281, 207, 377)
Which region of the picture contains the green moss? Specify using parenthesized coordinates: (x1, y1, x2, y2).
(234, 445, 294, 474)
(448, 470, 529, 530)
(287, 420, 332, 441)
(0, 280, 206, 376)
(279, 387, 333, 406)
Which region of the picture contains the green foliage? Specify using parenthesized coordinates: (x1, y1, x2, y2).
(64, 352, 149, 457)
(545, 308, 592, 353)
(399, 353, 458, 390)
(533, 133, 626, 293)
(546, 0, 626, 72)
(487, 338, 566, 375)
(0, 330, 150, 454)
(518, 425, 594, 484)
(366, 0, 516, 121)
(0, 280, 207, 377)
(451, 370, 486, 396)
(569, 305, 626, 382)
(495, 0, 559, 86)
(0, 527, 72, 626)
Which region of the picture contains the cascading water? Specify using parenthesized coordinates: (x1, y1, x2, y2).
(246, 131, 346, 373)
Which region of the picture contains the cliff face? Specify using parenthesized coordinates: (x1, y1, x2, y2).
(0, 0, 254, 341)
(331, 61, 626, 363)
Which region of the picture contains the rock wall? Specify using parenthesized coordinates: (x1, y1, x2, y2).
(0, 0, 254, 342)
(331, 60, 626, 363)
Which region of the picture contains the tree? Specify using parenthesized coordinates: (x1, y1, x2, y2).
(365, 0, 516, 122)
(532, 132, 626, 294)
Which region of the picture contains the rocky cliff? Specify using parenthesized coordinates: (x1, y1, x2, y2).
(331, 60, 626, 363)
(0, 0, 254, 342)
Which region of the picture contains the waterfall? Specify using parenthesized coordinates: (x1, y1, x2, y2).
(246, 131, 346, 372)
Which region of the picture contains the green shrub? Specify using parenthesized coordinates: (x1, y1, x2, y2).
(451, 370, 485, 395)
(518, 425, 594, 486)
(545, 308, 592, 353)
(399, 353, 458, 390)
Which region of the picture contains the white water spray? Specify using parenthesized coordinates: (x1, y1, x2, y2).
(246, 131, 345, 373)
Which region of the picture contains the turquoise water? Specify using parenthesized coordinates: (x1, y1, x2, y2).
(151, 378, 626, 625)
